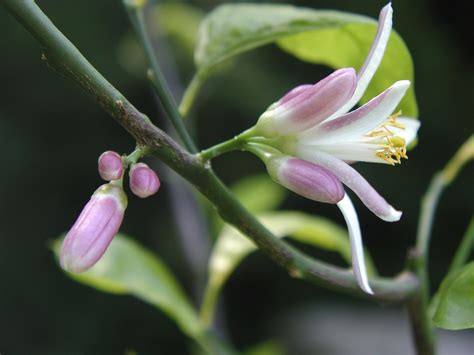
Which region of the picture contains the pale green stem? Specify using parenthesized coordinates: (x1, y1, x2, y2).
(409, 135, 473, 355)
(179, 72, 207, 118)
(447, 218, 474, 275)
(199, 282, 222, 328)
(199, 127, 258, 161)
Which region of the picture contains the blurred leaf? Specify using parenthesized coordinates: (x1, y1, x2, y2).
(431, 262, 474, 330)
(52, 234, 201, 338)
(150, 3, 204, 56)
(194, 3, 417, 117)
(278, 27, 417, 117)
(243, 340, 285, 355)
(203, 211, 376, 324)
(210, 174, 287, 233)
(117, 33, 147, 77)
(232, 174, 287, 213)
(117, 3, 203, 76)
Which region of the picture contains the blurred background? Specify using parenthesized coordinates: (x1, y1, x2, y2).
(0, 0, 472, 354)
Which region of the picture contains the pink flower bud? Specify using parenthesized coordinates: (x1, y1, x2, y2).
(267, 156, 344, 204)
(129, 163, 161, 198)
(256, 68, 356, 135)
(60, 184, 128, 273)
(98, 151, 123, 181)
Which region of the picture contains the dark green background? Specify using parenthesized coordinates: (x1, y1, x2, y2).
(0, 0, 472, 353)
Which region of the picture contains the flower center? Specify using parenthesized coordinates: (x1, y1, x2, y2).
(366, 111, 408, 165)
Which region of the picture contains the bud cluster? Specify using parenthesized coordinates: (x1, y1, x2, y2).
(60, 150, 161, 273)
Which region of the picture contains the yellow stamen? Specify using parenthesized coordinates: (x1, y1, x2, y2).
(368, 111, 409, 165)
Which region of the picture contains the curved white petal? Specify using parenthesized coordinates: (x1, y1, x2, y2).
(324, 4, 393, 119)
(296, 147, 402, 221)
(309, 141, 388, 164)
(393, 117, 421, 146)
(301, 80, 410, 143)
(337, 193, 373, 294)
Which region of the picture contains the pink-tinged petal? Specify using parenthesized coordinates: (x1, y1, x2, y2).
(296, 148, 402, 221)
(129, 163, 161, 198)
(279, 84, 313, 104)
(267, 156, 344, 204)
(326, 4, 393, 119)
(303, 80, 410, 143)
(337, 193, 374, 294)
(60, 184, 128, 273)
(98, 150, 123, 181)
(256, 68, 356, 135)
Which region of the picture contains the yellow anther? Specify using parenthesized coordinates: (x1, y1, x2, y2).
(386, 110, 406, 129)
(366, 111, 409, 164)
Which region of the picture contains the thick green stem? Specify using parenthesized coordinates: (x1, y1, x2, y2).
(1, 0, 419, 304)
(123, 0, 197, 153)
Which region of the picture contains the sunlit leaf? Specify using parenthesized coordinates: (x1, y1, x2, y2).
(194, 3, 417, 116)
(52, 234, 201, 337)
(431, 262, 474, 330)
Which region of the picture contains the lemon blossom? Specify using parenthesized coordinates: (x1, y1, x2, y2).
(248, 3, 420, 294)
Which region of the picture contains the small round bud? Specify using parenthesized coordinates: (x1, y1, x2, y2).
(129, 163, 161, 198)
(60, 183, 128, 273)
(98, 151, 123, 181)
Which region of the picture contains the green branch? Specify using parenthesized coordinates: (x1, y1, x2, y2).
(1, 0, 418, 304)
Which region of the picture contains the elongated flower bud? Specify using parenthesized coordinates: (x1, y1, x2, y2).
(256, 68, 356, 136)
(267, 156, 344, 204)
(60, 184, 128, 273)
(98, 151, 123, 181)
(129, 163, 161, 198)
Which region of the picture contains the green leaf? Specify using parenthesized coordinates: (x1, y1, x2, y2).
(195, 4, 368, 73)
(431, 262, 474, 330)
(232, 174, 287, 214)
(201, 211, 376, 325)
(194, 3, 417, 117)
(278, 26, 417, 117)
(52, 234, 201, 338)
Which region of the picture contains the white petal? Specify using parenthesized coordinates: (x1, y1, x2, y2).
(301, 80, 410, 144)
(324, 4, 393, 119)
(309, 141, 388, 164)
(337, 193, 373, 294)
(296, 147, 402, 222)
(393, 117, 421, 146)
